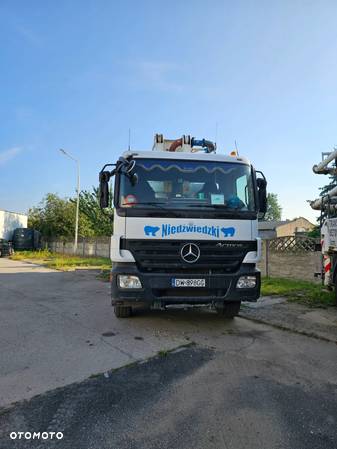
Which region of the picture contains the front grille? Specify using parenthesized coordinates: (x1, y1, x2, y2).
(121, 239, 257, 273)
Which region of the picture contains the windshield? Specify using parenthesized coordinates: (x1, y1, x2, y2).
(118, 159, 256, 212)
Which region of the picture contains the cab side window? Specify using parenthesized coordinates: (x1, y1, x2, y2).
(236, 174, 252, 209)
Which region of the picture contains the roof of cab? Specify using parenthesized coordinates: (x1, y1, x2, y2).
(121, 150, 251, 165)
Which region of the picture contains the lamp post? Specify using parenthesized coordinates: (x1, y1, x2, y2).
(59, 149, 80, 253)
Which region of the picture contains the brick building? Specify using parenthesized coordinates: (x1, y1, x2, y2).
(259, 217, 315, 239)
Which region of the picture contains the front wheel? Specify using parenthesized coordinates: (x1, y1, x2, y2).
(114, 305, 132, 318)
(216, 301, 241, 319)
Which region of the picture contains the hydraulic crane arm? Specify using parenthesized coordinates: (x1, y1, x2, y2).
(310, 149, 337, 210)
(312, 148, 337, 174)
(310, 187, 337, 210)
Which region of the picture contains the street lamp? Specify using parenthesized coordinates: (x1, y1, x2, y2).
(59, 149, 80, 253)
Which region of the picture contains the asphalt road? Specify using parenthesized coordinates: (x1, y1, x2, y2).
(1, 340, 337, 449)
(0, 258, 188, 407)
(0, 258, 337, 448)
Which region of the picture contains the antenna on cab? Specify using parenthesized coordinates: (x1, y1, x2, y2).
(235, 140, 239, 156)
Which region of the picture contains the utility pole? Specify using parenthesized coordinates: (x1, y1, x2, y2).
(59, 149, 80, 253)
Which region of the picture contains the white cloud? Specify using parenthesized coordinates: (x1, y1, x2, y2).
(1, 8, 42, 47)
(128, 60, 222, 97)
(14, 24, 41, 47)
(131, 60, 184, 92)
(0, 147, 22, 166)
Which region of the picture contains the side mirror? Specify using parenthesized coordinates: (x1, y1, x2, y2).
(129, 172, 138, 186)
(99, 171, 111, 208)
(257, 178, 267, 214)
(121, 158, 138, 185)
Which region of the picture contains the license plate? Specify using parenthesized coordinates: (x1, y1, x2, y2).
(171, 278, 206, 287)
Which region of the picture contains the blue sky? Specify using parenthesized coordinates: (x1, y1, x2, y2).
(1, 0, 337, 222)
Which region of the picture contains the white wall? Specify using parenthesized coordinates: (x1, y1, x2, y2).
(0, 210, 28, 240)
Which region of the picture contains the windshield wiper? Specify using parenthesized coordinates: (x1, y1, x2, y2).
(122, 202, 179, 217)
(188, 204, 230, 208)
(188, 204, 248, 210)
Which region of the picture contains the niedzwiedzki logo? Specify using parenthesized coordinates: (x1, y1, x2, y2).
(144, 224, 235, 238)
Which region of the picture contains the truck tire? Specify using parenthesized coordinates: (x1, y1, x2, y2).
(114, 305, 132, 318)
(216, 301, 241, 319)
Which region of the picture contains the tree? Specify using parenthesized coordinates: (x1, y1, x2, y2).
(264, 193, 282, 221)
(307, 226, 320, 238)
(74, 187, 113, 236)
(28, 193, 78, 239)
(28, 188, 113, 239)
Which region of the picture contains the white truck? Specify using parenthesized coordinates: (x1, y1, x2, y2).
(99, 134, 267, 318)
(310, 149, 337, 302)
(0, 209, 27, 240)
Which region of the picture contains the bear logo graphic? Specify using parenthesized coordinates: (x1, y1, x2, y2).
(221, 227, 235, 237)
(144, 226, 160, 237)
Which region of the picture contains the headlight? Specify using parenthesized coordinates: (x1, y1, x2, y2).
(236, 275, 256, 289)
(118, 275, 142, 289)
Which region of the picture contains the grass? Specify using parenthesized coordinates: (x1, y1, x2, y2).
(261, 277, 336, 308)
(11, 249, 111, 271)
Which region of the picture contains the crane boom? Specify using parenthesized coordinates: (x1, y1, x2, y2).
(310, 149, 337, 210)
(312, 148, 337, 174)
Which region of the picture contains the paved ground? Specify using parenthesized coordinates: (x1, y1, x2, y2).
(1, 258, 337, 448)
(241, 296, 337, 343)
(1, 323, 337, 449)
(0, 258, 189, 408)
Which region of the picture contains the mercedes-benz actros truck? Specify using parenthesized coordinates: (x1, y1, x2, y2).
(99, 134, 267, 318)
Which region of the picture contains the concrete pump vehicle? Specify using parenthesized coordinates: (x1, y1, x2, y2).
(310, 148, 337, 303)
(99, 134, 267, 318)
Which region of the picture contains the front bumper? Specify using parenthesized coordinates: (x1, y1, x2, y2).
(111, 263, 261, 308)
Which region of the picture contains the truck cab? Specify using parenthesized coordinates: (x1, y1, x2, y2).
(99, 134, 267, 318)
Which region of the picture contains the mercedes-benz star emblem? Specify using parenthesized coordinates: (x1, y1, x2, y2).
(180, 243, 200, 264)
